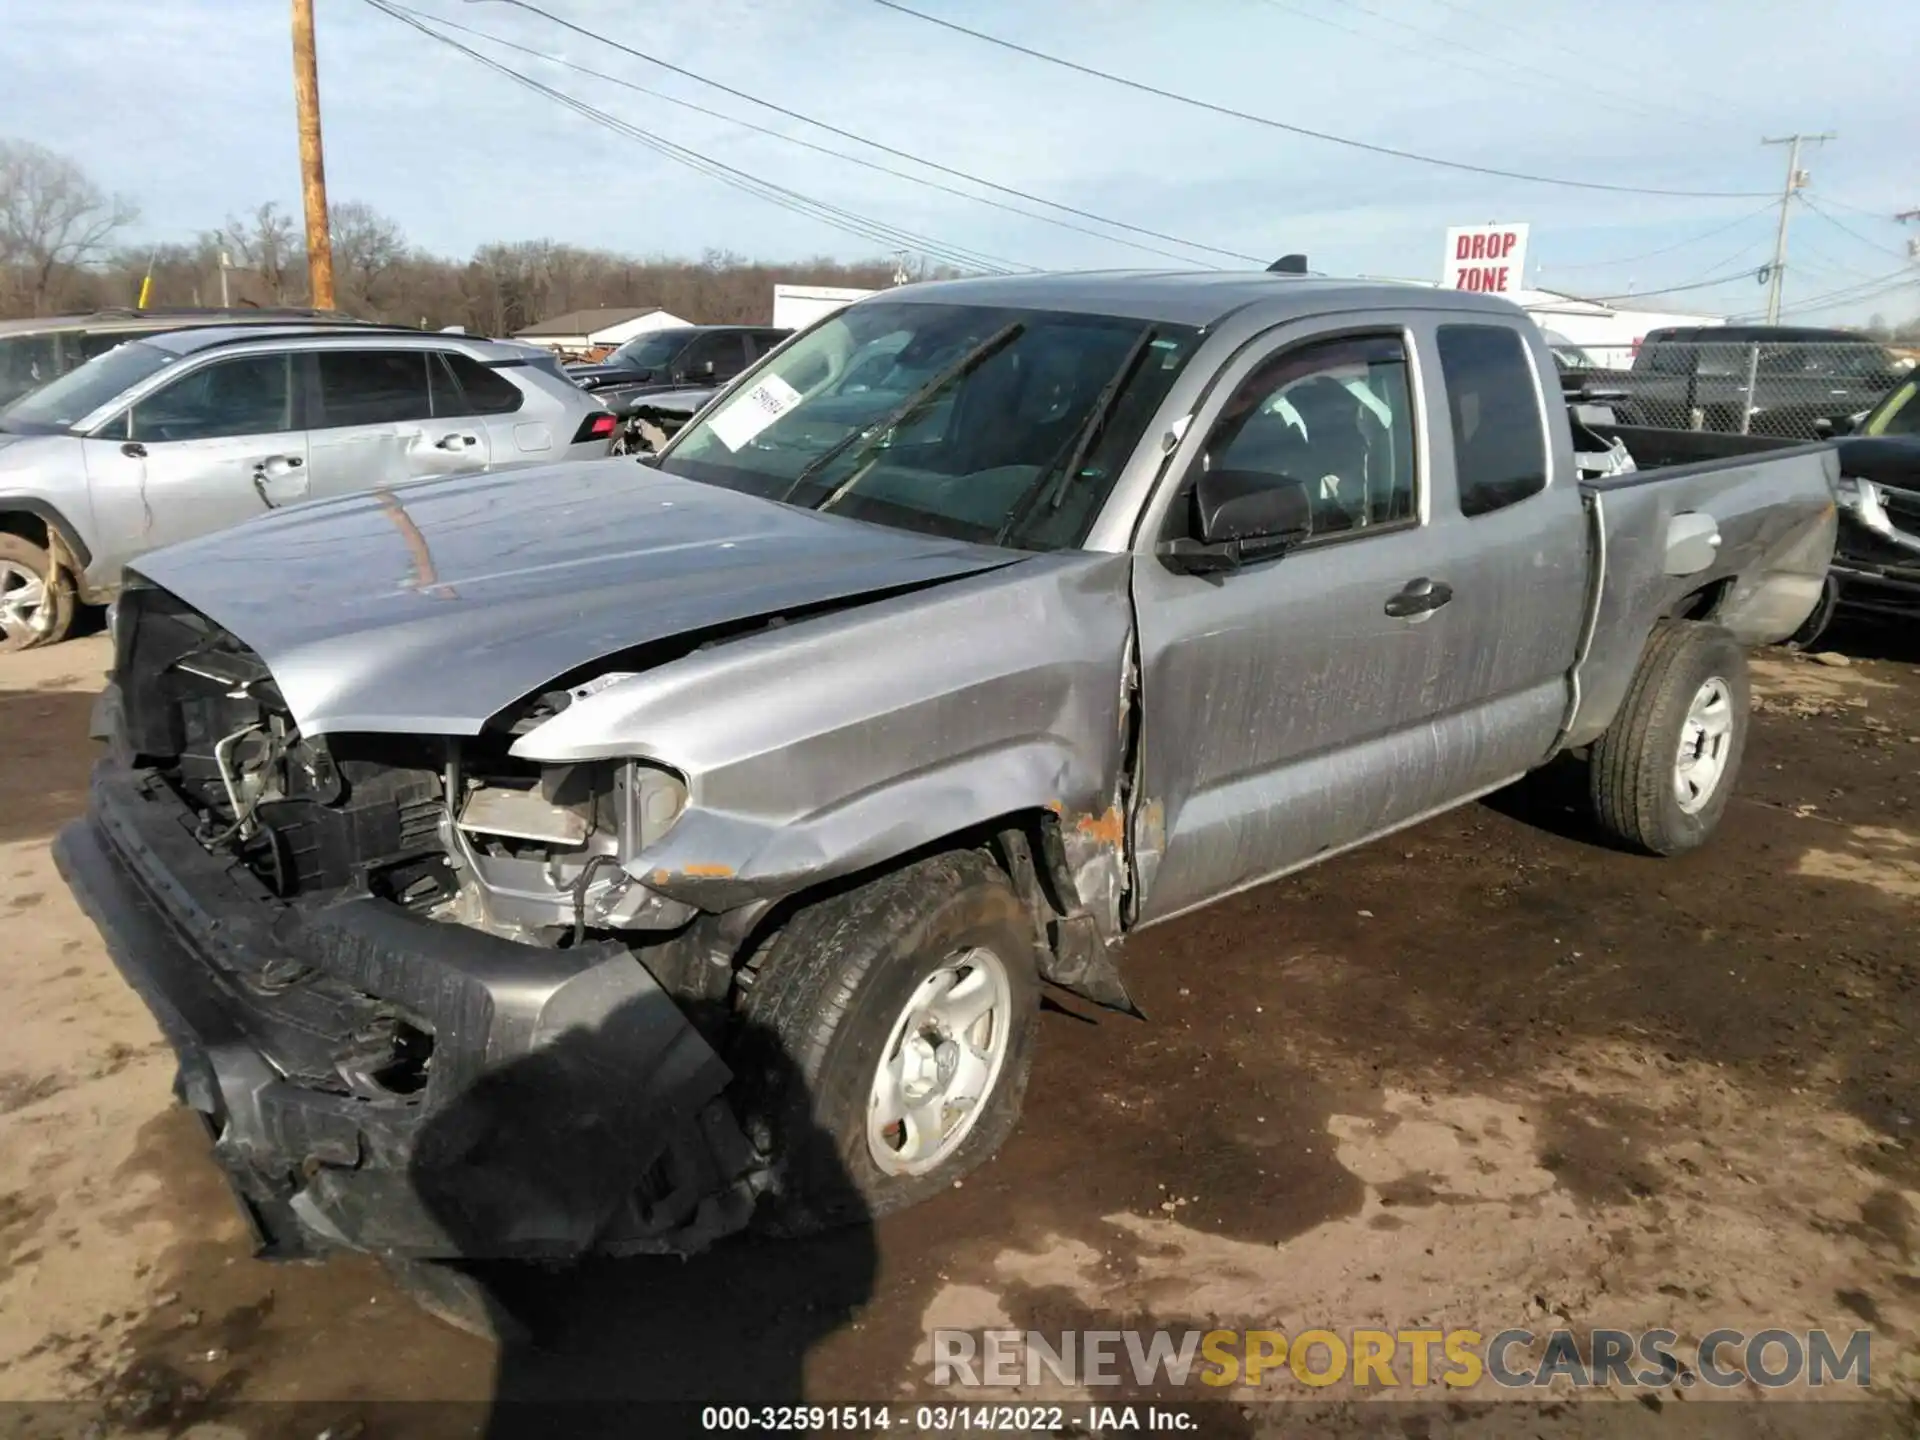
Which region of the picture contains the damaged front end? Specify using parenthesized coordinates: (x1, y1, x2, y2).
(56, 588, 766, 1262)
(1830, 473, 1920, 625)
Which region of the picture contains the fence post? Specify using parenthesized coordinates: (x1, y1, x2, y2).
(1739, 342, 1760, 435)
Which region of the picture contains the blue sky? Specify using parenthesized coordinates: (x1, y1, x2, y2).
(2, 0, 1914, 323)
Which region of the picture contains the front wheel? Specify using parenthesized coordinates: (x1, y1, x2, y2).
(0, 533, 75, 652)
(734, 851, 1041, 1234)
(1588, 620, 1750, 855)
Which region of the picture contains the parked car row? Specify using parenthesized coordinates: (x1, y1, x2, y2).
(0, 321, 618, 649)
(45, 271, 1838, 1320)
(0, 306, 378, 407)
(564, 324, 792, 454)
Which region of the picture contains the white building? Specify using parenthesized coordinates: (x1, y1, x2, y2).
(772, 284, 876, 331)
(513, 306, 691, 353)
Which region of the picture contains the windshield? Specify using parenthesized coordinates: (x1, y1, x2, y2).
(0, 340, 178, 434)
(659, 301, 1199, 551)
(1866, 374, 1919, 438)
(609, 329, 696, 373)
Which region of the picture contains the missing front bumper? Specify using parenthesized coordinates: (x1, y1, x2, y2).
(53, 763, 761, 1261)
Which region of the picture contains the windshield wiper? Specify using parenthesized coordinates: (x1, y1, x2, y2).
(997, 326, 1156, 545)
(779, 321, 1026, 506)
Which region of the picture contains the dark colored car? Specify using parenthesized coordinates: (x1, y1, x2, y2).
(0, 307, 374, 408)
(1577, 366, 1920, 645)
(566, 325, 790, 407)
(1563, 325, 1908, 441)
(1814, 367, 1920, 637)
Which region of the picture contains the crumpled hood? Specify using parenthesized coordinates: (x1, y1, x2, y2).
(130, 459, 1022, 736)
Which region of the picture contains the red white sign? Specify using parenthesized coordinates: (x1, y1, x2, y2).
(1443, 223, 1530, 294)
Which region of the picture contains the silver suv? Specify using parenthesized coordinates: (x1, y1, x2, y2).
(0, 325, 615, 648)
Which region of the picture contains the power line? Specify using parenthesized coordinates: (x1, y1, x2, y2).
(386, 3, 1236, 268)
(445, 0, 1267, 266)
(866, 0, 1773, 198)
(1735, 267, 1918, 319)
(1251, 0, 1678, 126)
(1318, 0, 1700, 128)
(1409, 0, 1751, 117)
(1800, 195, 1911, 261)
(1590, 267, 1767, 303)
(364, 1, 1029, 274)
(1544, 203, 1778, 273)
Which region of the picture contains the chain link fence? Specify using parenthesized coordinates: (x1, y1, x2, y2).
(1563, 339, 1913, 442)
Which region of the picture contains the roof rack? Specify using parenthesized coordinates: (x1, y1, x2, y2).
(170, 323, 511, 355)
(86, 305, 376, 322)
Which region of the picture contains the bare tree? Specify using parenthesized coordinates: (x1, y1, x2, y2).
(328, 200, 408, 316)
(0, 139, 138, 313)
(213, 202, 303, 305)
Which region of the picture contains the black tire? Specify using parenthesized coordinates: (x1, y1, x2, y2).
(734, 850, 1041, 1234)
(0, 532, 75, 652)
(1588, 620, 1750, 856)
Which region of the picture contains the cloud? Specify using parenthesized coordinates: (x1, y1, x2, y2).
(1, 0, 1912, 321)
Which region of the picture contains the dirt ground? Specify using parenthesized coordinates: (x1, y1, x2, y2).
(3, 624, 1920, 1437)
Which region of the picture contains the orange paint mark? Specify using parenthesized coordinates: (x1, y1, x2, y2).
(1074, 806, 1126, 848)
(681, 863, 735, 878)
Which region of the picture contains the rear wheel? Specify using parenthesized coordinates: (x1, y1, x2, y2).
(734, 851, 1041, 1233)
(0, 533, 75, 652)
(1588, 620, 1750, 855)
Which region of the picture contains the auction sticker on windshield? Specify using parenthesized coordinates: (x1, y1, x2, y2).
(707, 373, 803, 452)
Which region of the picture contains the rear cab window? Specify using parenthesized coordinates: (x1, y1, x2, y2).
(1435, 324, 1548, 517)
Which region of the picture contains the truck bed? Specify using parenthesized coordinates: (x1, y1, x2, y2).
(1560, 432, 1838, 751)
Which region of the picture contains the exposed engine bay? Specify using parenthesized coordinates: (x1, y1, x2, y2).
(115, 592, 698, 953)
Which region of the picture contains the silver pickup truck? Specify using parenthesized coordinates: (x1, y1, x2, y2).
(55, 273, 1836, 1276)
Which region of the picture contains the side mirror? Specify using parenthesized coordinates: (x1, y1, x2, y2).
(1196, 468, 1312, 545)
(1157, 468, 1313, 573)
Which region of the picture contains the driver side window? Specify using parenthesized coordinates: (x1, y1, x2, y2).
(128, 354, 298, 443)
(1198, 333, 1417, 539)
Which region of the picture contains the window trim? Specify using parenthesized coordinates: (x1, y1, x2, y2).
(308, 346, 439, 431)
(1158, 323, 1429, 562)
(1435, 320, 1552, 520)
(120, 349, 304, 444)
(441, 349, 527, 416)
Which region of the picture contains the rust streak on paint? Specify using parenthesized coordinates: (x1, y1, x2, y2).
(1075, 805, 1126, 848)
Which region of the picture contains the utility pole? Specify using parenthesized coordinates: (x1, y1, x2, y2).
(1760, 133, 1833, 324)
(291, 0, 336, 310)
(1898, 210, 1920, 261)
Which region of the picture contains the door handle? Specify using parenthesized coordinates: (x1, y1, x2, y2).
(251, 455, 303, 475)
(434, 433, 478, 451)
(1384, 577, 1453, 618)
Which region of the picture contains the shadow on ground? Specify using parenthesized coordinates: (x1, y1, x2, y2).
(0, 689, 98, 844)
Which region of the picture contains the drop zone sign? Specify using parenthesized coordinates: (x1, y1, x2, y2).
(1444, 224, 1530, 294)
